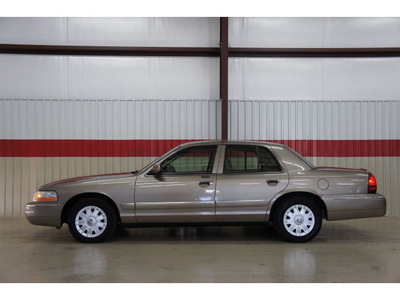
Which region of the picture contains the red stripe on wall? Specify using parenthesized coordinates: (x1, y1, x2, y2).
(0, 139, 400, 157)
(266, 139, 400, 157)
(0, 139, 197, 157)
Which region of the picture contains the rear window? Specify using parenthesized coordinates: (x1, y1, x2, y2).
(224, 145, 282, 173)
(285, 146, 316, 170)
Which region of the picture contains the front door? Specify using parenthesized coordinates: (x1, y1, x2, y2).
(216, 144, 289, 222)
(135, 145, 219, 223)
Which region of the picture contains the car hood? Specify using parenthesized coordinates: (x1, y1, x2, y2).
(39, 172, 136, 190)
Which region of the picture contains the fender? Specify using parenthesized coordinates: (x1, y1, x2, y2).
(266, 188, 324, 222)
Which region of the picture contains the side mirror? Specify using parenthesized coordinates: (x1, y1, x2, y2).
(152, 164, 162, 176)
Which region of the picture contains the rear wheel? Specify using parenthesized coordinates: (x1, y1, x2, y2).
(273, 197, 322, 242)
(68, 197, 117, 243)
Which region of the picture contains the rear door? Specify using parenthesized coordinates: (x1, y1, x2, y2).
(215, 144, 289, 222)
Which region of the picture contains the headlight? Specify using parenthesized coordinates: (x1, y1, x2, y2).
(33, 191, 58, 202)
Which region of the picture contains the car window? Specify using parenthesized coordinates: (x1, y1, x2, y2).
(159, 145, 217, 175)
(224, 145, 282, 173)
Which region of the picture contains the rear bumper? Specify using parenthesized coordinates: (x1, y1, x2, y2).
(25, 202, 62, 228)
(323, 193, 386, 221)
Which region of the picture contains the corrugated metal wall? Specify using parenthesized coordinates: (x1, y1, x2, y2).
(1, 17, 400, 218)
(0, 99, 220, 140)
(229, 100, 399, 141)
(0, 99, 220, 218)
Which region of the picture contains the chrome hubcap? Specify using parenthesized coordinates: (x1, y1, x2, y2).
(283, 204, 315, 237)
(75, 206, 107, 238)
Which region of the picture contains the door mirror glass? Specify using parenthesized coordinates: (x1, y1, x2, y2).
(152, 164, 162, 176)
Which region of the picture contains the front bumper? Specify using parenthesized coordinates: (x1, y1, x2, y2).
(323, 193, 386, 221)
(25, 202, 62, 228)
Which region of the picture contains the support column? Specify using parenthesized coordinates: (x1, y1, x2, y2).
(220, 17, 229, 140)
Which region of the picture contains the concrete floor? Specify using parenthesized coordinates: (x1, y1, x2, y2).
(0, 217, 399, 283)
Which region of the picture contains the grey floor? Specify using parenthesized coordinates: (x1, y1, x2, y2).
(0, 217, 399, 283)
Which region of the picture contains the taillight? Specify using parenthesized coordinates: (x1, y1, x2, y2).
(368, 173, 377, 194)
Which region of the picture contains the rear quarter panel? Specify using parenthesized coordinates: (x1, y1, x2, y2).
(267, 143, 382, 221)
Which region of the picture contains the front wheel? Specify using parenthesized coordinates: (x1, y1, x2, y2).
(273, 198, 322, 243)
(68, 197, 117, 243)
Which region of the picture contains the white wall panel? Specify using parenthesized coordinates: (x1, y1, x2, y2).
(68, 18, 219, 47)
(0, 55, 68, 99)
(229, 58, 400, 101)
(67, 56, 219, 100)
(0, 17, 219, 47)
(230, 17, 400, 48)
(230, 18, 325, 48)
(230, 58, 324, 100)
(0, 99, 220, 140)
(0, 17, 68, 45)
(324, 18, 400, 48)
(3, 17, 399, 48)
(324, 58, 400, 100)
(0, 55, 219, 100)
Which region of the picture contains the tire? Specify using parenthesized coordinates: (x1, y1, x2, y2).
(68, 197, 117, 243)
(273, 197, 322, 243)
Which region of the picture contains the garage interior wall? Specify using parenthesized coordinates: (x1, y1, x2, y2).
(1, 17, 400, 218)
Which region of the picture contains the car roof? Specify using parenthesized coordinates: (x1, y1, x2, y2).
(178, 140, 283, 148)
(222, 140, 283, 147)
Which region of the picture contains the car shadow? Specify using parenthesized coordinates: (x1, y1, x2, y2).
(110, 225, 282, 244)
(24, 220, 387, 245)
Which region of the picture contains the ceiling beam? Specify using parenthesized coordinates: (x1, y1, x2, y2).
(0, 44, 220, 57)
(229, 47, 400, 58)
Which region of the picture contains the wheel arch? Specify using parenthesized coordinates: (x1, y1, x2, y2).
(268, 191, 327, 223)
(61, 192, 121, 225)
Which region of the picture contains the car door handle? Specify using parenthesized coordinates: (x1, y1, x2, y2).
(267, 179, 279, 186)
(198, 181, 214, 187)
